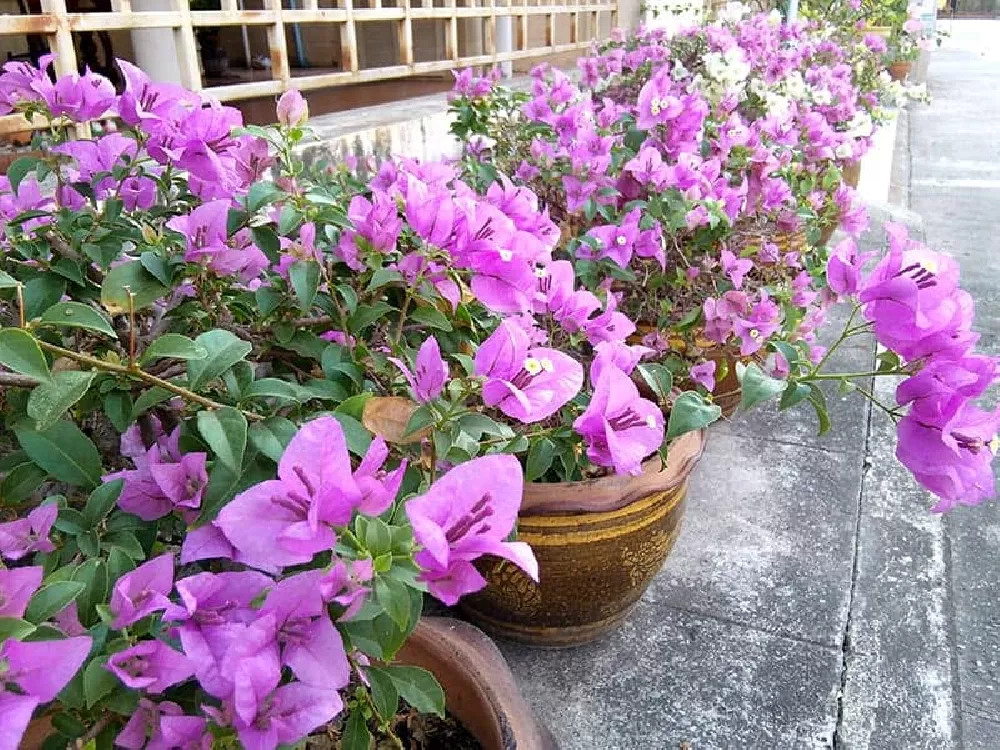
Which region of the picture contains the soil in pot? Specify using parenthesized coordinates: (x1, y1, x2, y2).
(307, 703, 481, 749)
(460, 429, 706, 647)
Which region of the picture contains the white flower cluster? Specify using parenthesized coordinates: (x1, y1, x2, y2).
(704, 46, 752, 91)
(846, 110, 874, 139)
(716, 1, 748, 24)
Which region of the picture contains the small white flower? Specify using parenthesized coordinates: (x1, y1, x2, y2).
(811, 88, 832, 106)
(498, 249, 513, 262)
(835, 143, 853, 159)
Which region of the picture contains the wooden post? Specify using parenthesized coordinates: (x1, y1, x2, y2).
(342, 0, 360, 72)
(173, 0, 203, 90)
(399, 0, 414, 67)
(264, 0, 292, 90)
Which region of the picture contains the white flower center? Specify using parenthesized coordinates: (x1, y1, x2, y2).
(523, 357, 544, 375)
(645, 415, 657, 429)
(498, 249, 513, 262)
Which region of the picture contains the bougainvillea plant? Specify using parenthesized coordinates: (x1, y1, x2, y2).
(0, 63, 541, 749)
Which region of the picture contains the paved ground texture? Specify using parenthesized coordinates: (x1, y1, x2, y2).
(496, 21, 1000, 750)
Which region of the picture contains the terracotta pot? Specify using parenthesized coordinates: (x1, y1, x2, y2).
(398, 617, 559, 749)
(888, 61, 913, 81)
(842, 160, 862, 189)
(21, 621, 556, 750)
(460, 429, 706, 647)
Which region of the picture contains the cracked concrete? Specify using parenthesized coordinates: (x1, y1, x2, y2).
(493, 20, 1000, 750)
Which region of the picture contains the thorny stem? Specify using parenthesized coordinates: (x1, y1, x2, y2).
(35, 340, 263, 421)
(800, 369, 908, 381)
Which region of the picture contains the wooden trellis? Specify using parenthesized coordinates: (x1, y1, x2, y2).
(0, 0, 617, 134)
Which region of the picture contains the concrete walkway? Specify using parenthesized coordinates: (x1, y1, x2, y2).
(497, 21, 1000, 749)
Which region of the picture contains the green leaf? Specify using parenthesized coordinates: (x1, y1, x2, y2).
(248, 417, 298, 463)
(525, 437, 555, 481)
(7, 155, 39, 192)
(348, 302, 394, 333)
(0, 459, 47, 506)
(404, 404, 435, 439)
(365, 268, 403, 293)
(197, 407, 248, 472)
(341, 710, 373, 750)
(247, 181, 285, 213)
(244, 378, 301, 402)
(187, 330, 252, 390)
(738, 363, 787, 411)
(25, 581, 85, 624)
(0, 270, 18, 288)
(106, 547, 136, 585)
(27, 370, 96, 430)
(104, 531, 145, 561)
(807, 384, 832, 436)
(375, 576, 411, 630)
(332, 413, 372, 457)
(72, 558, 108, 627)
(83, 480, 124, 529)
(140, 334, 209, 364)
(130, 386, 173, 419)
(0, 617, 36, 641)
(383, 665, 446, 717)
(779, 381, 811, 410)
(336, 393, 372, 421)
(52, 712, 87, 739)
(366, 667, 400, 720)
(39, 302, 116, 337)
(0, 328, 50, 382)
(83, 657, 117, 709)
(457, 413, 506, 439)
(638, 363, 673, 403)
(103, 391, 133, 433)
(409, 305, 454, 332)
(23, 276, 66, 321)
(100, 260, 169, 314)
(289, 260, 321, 314)
(140, 251, 172, 286)
(666, 391, 722, 439)
(14, 420, 103, 487)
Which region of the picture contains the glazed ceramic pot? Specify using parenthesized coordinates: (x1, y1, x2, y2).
(889, 61, 913, 81)
(460, 429, 706, 647)
(22, 619, 556, 750)
(399, 617, 559, 749)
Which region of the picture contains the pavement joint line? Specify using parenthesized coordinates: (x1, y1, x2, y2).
(651, 600, 844, 653)
(832, 331, 877, 749)
(943, 513, 967, 746)
(961, 710, 1000, 726)
(715, 428, 870, 457)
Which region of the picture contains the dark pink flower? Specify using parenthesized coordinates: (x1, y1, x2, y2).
(405, 454, 537, 605)
(0, 566, 42, 618)
(690, 361, 717, 391)
(110, 554, 174, 629)
(0, 503, 56, 561)
(573, 365, 664, 476)
(107, 640, 194, 693)
(0, 635, 91, 701)
(389, 336, 448, 404)
(475, 320, 583, 424)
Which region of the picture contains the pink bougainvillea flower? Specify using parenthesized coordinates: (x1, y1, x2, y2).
(276, 89, 308, 127)
(896, 403, 1000, 512)
(0, 566, 42, 618)
(215, 416, 362, 572)
(389, 335, 448, 403)
(405, 454, 538, 605)
(475, 319, 583, 423)
(583, 292, 636, 346)
(0, 502, 56, 561)
(690, 361, 717, 391)
(110, 553, 175, 629)
(896, 355, 999, 425)
(107, 640, 195, 694)
(0, 635, 92, 702)
(720, 248, 753, 290)
(352, 438, 407, 516)
(590, 340, 652, 384)
(259, 570, 351, 691)
(0, 692, 39, 750)
(319, 559, 373, 621)
(116, 698, 185, 750)
(573, 365, 664, 476)
(233, 681, 343, 750)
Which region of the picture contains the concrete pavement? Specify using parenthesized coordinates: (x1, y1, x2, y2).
(495, 21, 1000, 749)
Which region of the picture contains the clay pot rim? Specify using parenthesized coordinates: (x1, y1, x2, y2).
(519, 427, 706, 517)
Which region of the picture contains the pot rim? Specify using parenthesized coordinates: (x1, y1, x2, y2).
(519, 428, 706, 516)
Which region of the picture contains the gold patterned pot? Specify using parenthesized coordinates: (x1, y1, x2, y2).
(889, 61, 913, 81)
(460, 429, 706, 647)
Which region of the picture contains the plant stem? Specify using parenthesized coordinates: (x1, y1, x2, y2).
(0, 372, 40, 388)
(801, 369, 906, 381)
(35, 341, 263, 421)
(809, 303, 860, 376)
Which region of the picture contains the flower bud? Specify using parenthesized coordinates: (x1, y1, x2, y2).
(276, 89, 308, 127)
